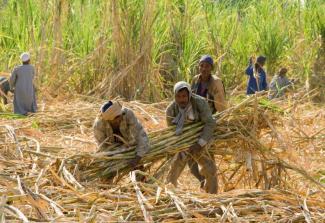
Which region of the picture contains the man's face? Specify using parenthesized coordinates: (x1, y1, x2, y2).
(199, 62, 213, 78)
(258, 61, 265, 67)
(175, 88, 189, 109)
(109, 115, 122, 128)
(279, 68, 288, 77)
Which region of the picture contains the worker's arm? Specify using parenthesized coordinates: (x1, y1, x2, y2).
(197, 98, 216, 147)
(93, 117, 110, 151)
(213, 79, 226, 112)
(32, 66, 37, 91)
(245, 65, 254, 76)
(9, 67, 18, 91)
(283, 77, 293, 87)
(166, 102, 176, 127)
(190, 75, 199, 94)
(127, 109, 149, 158)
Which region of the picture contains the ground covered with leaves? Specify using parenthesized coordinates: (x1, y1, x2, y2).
(0, 93, 324, 222)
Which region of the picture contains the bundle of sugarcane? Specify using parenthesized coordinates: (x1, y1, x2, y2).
(66, 96, 277, 181)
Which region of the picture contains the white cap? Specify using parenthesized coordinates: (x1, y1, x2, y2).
(20, 52, 30, 62)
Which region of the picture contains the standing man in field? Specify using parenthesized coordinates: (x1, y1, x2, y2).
(166, 81, 218, 194)
(93, 100, 150, 176)
(191, 55, 226, 113)
(9, 52, 37, 115)
(245, 55, 268, 95)
(190, 55, 226, 187)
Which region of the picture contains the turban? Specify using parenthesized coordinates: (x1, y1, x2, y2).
(199, 55, 214, 66)
(101, 101, 122, 121)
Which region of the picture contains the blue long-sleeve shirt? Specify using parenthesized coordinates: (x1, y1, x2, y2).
(245, 65, 268, 95)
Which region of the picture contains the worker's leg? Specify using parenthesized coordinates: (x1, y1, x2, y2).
(166, 152, 188, 187)
(187, 158, 205, 188)
(194, 151, 218, 194)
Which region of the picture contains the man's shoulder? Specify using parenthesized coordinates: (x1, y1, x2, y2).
(210, 75, 224, 91)
(191, 94, 208, 106)
(166, 101, 177, 112)
(93, 116, 105, 128)
(191, 95, 212, 116)
(211, 75, 223, 83)
(192, 75, 200, 82)
(123, 107, 134, 117)
(124, 107, 141, 122)
(13, 65, 23, 70)
(271, 75, 280, 81)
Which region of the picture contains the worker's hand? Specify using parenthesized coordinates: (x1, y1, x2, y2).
(128, 155, 142, 170)
(249, 56, 254, 65)
(290, 78, 297, 84)
(189, 143, 202, 154)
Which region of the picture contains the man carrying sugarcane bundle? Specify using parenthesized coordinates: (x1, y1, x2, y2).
(166, 81, 218, 194)
(93, 101, 150, 175)
(190, 55, 226, 187)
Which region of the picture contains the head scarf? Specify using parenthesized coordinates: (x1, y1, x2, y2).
(173, 81, 191, 97)
(172, 81, 192, 135)
(199, 55, 214, 67)
(101, 101, 123, 121)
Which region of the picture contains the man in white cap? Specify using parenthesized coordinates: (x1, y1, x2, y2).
(9, 52, 37, 115)
(93, 101, 150, 175)
(166, 81, 218, 194)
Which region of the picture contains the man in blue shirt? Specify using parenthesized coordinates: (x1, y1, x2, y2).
(245, 56, 268, 95)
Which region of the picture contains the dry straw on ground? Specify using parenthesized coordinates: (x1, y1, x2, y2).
(0, 92, 324, 222)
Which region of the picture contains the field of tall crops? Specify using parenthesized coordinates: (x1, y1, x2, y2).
(0, 0, 324, 101)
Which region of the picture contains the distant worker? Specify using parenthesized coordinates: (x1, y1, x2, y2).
(191, 55, 226, 113)
(245, 56, 268, 95)
(268, 67, 294, 100)
(0, 77, 10, 104)
(9, 52, 37, 115)
(166, 81, 218, 194)
(93, 101, 150, 178)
